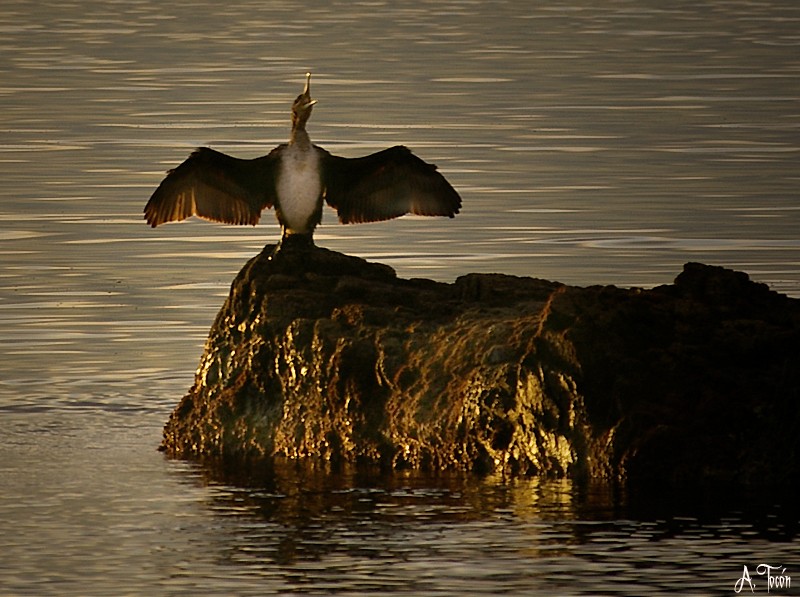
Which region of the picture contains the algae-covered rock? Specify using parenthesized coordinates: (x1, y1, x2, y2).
(161, 246, 800, 485)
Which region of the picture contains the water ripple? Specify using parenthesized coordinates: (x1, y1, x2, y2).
(2, 0, 800, 593)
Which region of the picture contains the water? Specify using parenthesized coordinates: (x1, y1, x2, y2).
(3, 410, 799, 596)
(1, 0, 799, 594)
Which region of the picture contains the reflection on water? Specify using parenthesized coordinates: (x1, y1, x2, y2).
(1, 0, 799, 594)
(1, 411, 798, 596)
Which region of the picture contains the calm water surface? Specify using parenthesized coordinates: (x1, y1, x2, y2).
(1, 0, 799, 594)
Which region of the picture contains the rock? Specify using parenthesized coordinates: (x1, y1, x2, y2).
(161, 247, 800, 486)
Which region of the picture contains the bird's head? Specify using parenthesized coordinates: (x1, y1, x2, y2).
(291, 72, 317, 127)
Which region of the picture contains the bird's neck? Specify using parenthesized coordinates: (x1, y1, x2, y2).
(289, 123, 312, 151)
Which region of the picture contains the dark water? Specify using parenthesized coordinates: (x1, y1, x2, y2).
(3, 410, 799, 597)
(1, 0, 799, 594)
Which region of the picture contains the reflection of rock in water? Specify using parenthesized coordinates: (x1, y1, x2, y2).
(161, 246, 800, 486)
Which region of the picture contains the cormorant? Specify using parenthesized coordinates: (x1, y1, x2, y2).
(144, 73, 461, 248)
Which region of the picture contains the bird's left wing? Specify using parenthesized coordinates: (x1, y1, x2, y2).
(144, 147, 280, 227)
(320, 145, 461, 224)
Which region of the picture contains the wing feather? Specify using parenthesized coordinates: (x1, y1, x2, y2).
(321, 146, 461, 224)
(144, 147, 280, 227)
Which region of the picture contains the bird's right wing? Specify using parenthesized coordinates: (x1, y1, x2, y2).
(144, 147, 281, 227)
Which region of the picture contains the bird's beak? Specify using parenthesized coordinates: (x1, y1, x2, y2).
(302, 73, 317, 108)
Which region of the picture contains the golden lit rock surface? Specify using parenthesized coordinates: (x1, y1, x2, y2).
(161, 246, 800, 485)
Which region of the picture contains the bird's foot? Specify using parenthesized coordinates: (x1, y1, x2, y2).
(271, 231, 315, 256)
